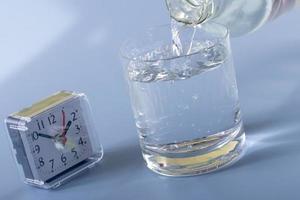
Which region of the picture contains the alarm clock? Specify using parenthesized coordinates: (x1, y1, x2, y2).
(5, 91, 103, 189)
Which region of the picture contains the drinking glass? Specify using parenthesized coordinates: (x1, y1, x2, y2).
(121, 23, 246, 176)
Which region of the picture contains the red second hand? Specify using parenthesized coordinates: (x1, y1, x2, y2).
(61, 110, 67, 144)
(62, 110, 66, 129)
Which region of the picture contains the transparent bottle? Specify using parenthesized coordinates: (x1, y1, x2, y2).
(165, 0, 299, 36)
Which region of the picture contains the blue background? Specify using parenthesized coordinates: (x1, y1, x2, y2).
(0, 1, 299, 199)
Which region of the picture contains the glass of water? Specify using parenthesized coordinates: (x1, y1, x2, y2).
(121, 23, 246, 176)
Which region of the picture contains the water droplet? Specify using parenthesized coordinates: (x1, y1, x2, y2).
(192, 94, 199, 101)
(138, 111, 144, 116)
(183, 105, 189, 110)
(234, 109, 241, 123)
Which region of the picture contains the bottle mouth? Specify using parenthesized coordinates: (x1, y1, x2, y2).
(166, 0, 215, 25)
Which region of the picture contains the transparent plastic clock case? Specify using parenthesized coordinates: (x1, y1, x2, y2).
(5, 91, 103, 189)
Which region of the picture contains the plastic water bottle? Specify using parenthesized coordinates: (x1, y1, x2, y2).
(165, 0, 298, 36)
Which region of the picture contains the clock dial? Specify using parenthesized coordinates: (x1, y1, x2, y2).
(24, 98, 93, 182)
(6, 91, 103, 189)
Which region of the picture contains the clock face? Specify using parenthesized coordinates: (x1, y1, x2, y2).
(21, 98, 93, 182)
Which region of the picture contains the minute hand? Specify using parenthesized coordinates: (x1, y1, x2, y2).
(61, 121, 72, 137)
(38, 133, 55, 139)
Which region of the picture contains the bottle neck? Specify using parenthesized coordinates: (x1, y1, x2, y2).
(166, 0, 297, 26)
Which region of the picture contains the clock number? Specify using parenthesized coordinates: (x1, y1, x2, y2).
(49, 159, 54, 172)
(36, 119, 45, 130)
(75, 124, 81, 134)
(71, 110, 78, 121)
(48, 114, 56, 125)
(39, 157, 45, 167)
(71, 148, 79, 159)
(33, 145, 40, 154)
(78, 137, 86, 145)
(32, 131, 39, 141)
(61, 154, 67, 165)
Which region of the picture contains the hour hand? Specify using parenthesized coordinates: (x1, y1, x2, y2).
(62, 121, 72, 137)
(38, 133, 55, 139)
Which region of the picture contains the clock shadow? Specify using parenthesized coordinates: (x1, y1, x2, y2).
(56, 142, 145, 190)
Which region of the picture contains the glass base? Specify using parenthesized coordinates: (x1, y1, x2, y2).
(141, 126, 246, 177)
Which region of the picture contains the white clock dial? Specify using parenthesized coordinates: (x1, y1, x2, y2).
(6, 91, 103, 189)
(23, 98, 93, 182)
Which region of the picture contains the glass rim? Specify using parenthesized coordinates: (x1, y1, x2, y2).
(120, 22, 229, 62)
